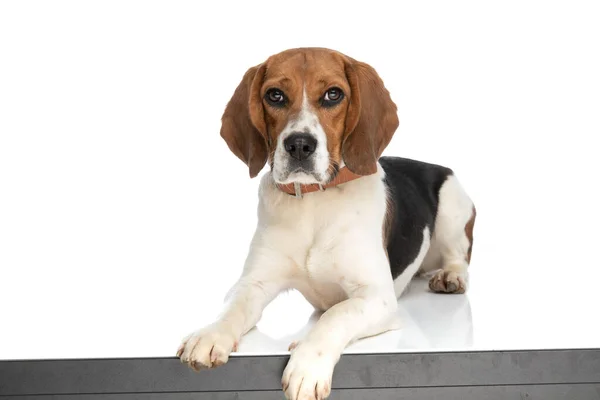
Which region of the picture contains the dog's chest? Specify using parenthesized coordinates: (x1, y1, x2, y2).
(257, 172, 388, 308)
(269, 191, 356, 276)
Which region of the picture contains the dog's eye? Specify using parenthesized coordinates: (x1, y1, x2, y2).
(265, 88, 287, 107)
(321, 87, 344, 107)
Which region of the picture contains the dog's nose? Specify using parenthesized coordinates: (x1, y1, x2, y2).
(283, 133, 317, 161)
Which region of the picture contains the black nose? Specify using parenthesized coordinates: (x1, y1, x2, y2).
(283, 133, 317, 161)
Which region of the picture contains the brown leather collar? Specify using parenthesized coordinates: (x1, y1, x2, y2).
(277, 167, 368, 198)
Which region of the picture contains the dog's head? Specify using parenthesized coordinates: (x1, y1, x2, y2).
(220, 48, 399, 184)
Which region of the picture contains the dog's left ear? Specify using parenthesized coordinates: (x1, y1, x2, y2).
(220, 64, 269, 178)
(343, 59, 399, 175)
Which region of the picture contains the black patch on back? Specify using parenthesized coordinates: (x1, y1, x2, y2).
(379, 156, 454, 279)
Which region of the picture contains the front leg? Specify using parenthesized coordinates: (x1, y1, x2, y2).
(177, 245, 289, 371)
(282, 284, 398, 400)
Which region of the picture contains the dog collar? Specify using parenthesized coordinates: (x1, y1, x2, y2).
(277, 167, 369, 198)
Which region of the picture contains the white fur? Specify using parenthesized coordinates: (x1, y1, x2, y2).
(420, 174, 474, 278)
(178, 167, 475, 400)
(272, 87, 330, 185)
(179, 165, 396, 399)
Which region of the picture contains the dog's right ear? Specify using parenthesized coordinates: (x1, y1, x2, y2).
(220, 64, 268, 178)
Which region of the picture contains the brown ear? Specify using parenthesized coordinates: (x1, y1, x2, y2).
(220, 64, 268, 178)
(343, 60, 399, 175)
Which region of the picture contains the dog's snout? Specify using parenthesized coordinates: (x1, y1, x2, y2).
(284, 133, 317, 161)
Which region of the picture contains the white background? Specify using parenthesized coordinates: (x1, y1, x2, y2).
(1, 0, 599, 360)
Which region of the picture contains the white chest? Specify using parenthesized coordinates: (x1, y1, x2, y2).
(254, 169, 389, 308)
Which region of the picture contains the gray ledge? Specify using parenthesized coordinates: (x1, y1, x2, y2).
(1, 349, 599, 399)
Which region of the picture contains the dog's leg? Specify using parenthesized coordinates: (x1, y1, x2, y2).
(177, 246, 290, 371)
(282, 282, 397, 400)
(426, 175, 476, 294)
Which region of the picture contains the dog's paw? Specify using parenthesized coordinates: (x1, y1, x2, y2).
(429, 270, 467, 294)
(282, 343, 335, 400)
(176, 323, 238, 371)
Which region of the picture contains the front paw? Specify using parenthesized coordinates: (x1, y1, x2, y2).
(282, 343, 335, 400)
(176, 323, 238, 371)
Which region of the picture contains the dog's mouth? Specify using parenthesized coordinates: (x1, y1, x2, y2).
(276, 168, 325, 185)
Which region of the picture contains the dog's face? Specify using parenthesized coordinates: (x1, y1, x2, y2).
(261, 50, 349, 184)
(220, 48, 399, 183)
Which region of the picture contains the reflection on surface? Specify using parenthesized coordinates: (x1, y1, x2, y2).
(240, 278, 473, 354)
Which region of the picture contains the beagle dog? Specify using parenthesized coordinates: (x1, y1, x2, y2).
(177, 48, 476, 400)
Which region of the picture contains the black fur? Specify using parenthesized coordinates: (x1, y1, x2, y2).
(379, 156, 454, 280)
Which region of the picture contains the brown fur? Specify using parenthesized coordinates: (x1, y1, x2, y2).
(220, 64, 268, 178)
(219, 48, 399, 178)
(342, 59, 399, 175)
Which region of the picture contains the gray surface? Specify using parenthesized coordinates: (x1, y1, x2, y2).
(4, 385, 600, 400)
(1, 349, 599, 397)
